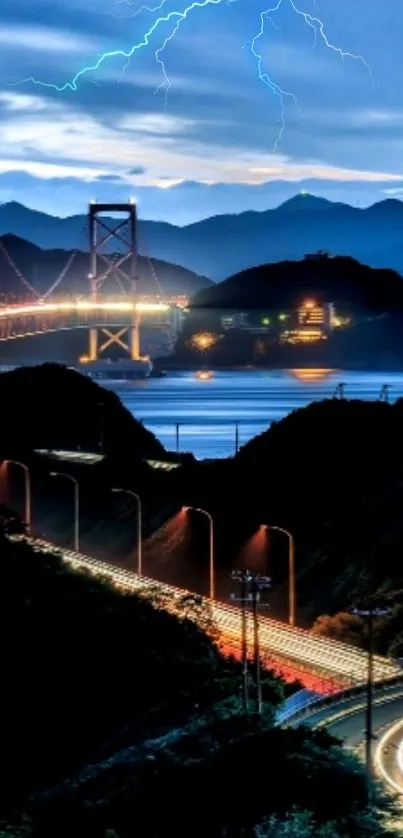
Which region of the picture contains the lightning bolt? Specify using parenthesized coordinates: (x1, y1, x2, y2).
(250, 7, 298, 150)
(17, 0, 225, 93)
(15, 0, 373, 149)
(113, 2, 170, 80)
(249, 0, 373, 148)
(112, 0, 169, 19)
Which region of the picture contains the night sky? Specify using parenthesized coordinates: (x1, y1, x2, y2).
(0, 0, 401, 222)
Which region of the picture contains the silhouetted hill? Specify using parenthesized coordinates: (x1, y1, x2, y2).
(2, 195, 403, 279)
(0, 363, 165, 459)
(190, 255, 403, 312)
(0, 233, 212, 298)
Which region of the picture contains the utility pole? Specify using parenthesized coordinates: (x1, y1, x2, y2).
(379, 384, 390, 403)
(98, 400, 105, 454)
(351, 604, 391, 802)
(234, 421, 239, 456)
(231, 569, 271, 715)
(175, 422, 180, 455)
(251, 576, 262, 714)
(333, 382, 346, 399)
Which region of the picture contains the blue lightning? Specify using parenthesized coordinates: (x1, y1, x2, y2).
(112, 0, 169, 19)
(17, 0, 225, 93)
(249, 0, 373, 148)
(16, 0, 373, 150)
(250, 7, 297, 150)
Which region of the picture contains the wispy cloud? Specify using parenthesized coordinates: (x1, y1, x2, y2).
(0, 24, 97, 53)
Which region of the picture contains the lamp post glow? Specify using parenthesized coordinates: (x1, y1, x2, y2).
(183, 506, 215, 600)
(50, 471, 79, 553)
(6, 460, 31, 533)
(265, 525, 295, 627)
(112, 488, 142, 577)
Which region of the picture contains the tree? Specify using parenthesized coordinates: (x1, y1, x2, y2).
(0, 505, 26, 536)
(255, 811, 339, 838)
(311, 612, 365, 648)
(389, 631, 403, 657)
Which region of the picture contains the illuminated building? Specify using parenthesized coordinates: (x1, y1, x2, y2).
(280, 300, 333, 344)
(297, 300, 331, 328)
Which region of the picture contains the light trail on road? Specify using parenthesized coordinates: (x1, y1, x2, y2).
(375, 720, 403, 796)
(15, 536, 400, 689)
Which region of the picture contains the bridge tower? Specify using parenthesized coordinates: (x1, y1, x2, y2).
(87, 201, 140, 361)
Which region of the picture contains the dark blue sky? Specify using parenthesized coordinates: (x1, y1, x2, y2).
(0, 0, 401, 222)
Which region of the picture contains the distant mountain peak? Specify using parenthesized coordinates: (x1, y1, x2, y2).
(1, 200, 27, 212)
(276, 193, 334, 213)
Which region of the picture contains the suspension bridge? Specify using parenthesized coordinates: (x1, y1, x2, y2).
(0, 202, 185, 375)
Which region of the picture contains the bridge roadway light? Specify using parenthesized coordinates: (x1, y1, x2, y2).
(263, 525, 295, 627)
(50, 471, 79, 553)
(112, 488, 142, 577)
(6, 460, 31, 533)
(183, 506, 214, 600)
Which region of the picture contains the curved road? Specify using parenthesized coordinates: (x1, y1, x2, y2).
(310, 694, 403, 750)
(374, 719, 403, 796)
(297, 690, 403, 798)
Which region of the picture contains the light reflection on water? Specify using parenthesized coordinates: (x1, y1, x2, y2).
(105, 369, 403, 459)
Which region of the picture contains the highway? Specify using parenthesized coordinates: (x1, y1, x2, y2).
(14, 536, 401, 689)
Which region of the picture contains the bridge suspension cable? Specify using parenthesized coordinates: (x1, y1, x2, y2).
(136, 224, 166, 298)
(0, 238, 40, 300)
(41, 250, 77, 300)
(41, 221, 88, 300)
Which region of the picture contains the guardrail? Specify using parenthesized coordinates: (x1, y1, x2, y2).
(275, 675, 403, 726)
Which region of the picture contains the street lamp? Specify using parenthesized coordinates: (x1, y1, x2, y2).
(112, 488, 142, 577)
(183, 506, 214, 599)
(50, 471, 79, 553)
(265, 525, 295, 627)
(6, 460, 31, 533)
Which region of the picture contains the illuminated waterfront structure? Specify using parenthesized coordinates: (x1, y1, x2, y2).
(280, 300, 334, 344)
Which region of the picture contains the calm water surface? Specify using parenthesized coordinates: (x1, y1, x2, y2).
(106, 369, 403, 459)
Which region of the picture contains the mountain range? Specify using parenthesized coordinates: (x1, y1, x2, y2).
(0, 235, 211, 298)
(1, 194, 403, 281)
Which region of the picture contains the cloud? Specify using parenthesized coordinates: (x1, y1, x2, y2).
(0, 24, 96, 53)
(249, 163, 403, 184)
(128, 166, 147, 176)
(94, 173, 124, 183)
(0, 92, 48, 112)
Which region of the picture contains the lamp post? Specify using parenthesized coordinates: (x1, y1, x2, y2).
(112, 488, 142, 577)
(266, 525, 295, 627)
(6, 460, 31, 533)
(183, 506, 214, 599)
(50, 471, 79, 553)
